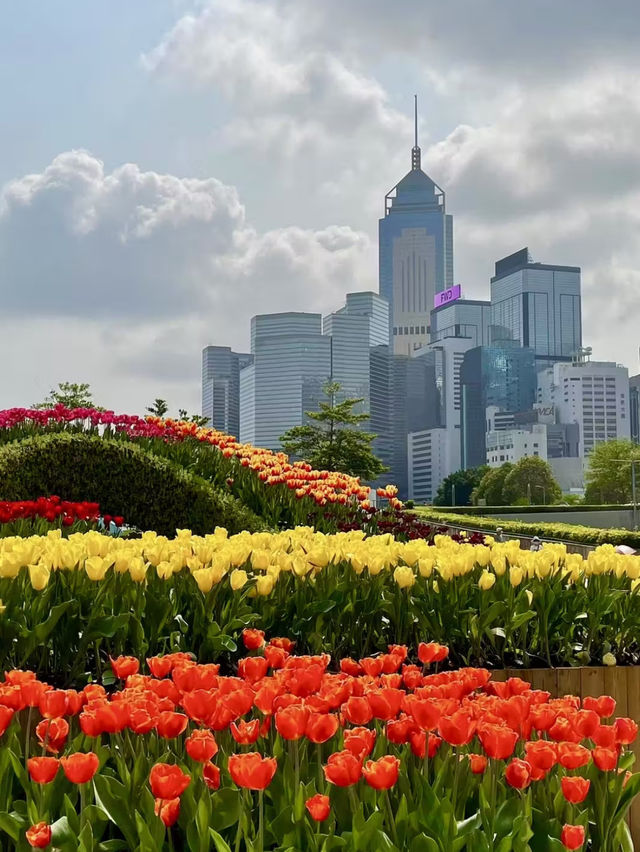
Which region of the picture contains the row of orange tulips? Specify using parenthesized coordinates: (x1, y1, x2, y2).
(0, 632, 638, 850)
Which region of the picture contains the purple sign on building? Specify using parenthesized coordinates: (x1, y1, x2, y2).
(434, 285, 462, 309)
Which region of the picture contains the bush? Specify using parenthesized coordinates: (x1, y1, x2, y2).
(412, 507, 640, 548)
(0, 433, 264, 536)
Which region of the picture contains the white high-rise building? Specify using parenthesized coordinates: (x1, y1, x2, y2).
(408, 429, 449, 504)
(537, 356, 630, 457)
(486, 424, 548, 467)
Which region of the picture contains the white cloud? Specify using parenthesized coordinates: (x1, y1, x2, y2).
(0, 150, 375, 410)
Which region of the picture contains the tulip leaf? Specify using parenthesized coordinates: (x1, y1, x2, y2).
(77, 821, 94, 852)
(210, 829, 233, 852)
(209, 788, 241, 831)
(409, 834, 440, 852)
(50, 816, 76, 847)
(0, 811, 23, 843)
(134, 810, 157, 852)
(83, 613, 130, 641)
(93, 775, 138, 848)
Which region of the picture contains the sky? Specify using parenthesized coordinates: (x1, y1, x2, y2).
(2, 0, 640, 415)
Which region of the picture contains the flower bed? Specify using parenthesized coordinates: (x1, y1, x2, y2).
(0, 406, 393, 530)
(0, 639, 637, 851)
(1, 530, 640, 680)
(0, 496, 115, 539)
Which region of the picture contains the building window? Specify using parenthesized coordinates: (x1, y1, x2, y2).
(404, 327, 409, 335)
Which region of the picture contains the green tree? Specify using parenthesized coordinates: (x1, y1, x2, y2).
(585, 439, 640, 503)
(502, 456, 562, 505)
(474, 463, 514, 505)
(177, 409, 209, 426)
(147, 399, 169, 417)
(279, 381, 387, 481)
(33, 382, 95, 410)
(434, 466, 489, 507)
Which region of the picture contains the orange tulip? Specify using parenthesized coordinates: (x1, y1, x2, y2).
(149, 763, 191, 798)
(27, 757, 59, 784)
(561, 776, 590, 804)
(324, 751, 362, 787)
(185, 730, 218, 763)
(25, 822, 52, 848)
(362, 755, 400, 790)
(154, 797, 180, 827)
(561, 824, 585, 850)
(60, 752, 99, 784)
(306, 794, 330, 821)
(228, 752, 277, 790)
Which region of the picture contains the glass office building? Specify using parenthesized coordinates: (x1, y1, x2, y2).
(430, 299, 491, 347)
(239, 313, 331, 450)
(490, 247, 581, 370)
(379, 104, 453, 356)
(201, 346, 252, 437)
(323, 293, 392, 474)
(460, 343, 537, 469)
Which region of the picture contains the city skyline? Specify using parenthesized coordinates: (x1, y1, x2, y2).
(1, 1, 640, 414)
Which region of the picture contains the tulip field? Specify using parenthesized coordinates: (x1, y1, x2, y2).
(1, 407, 640, 849)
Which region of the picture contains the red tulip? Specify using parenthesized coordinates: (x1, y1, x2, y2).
(324, 751, 363, 787)
(524, 740, 557, 772)
(60, 752, 100, 784)
(342, 696, 374, 726)
(614, 717, 638, 745)
(147, 656, 174, 679)
(149, 763, 191, 798)
(592, 725, 616, 749)
(409, 731, 442, 760)
(344, 727, 376, 758)
(39, 690, 68, 719)
(110, 656, 140, 679)
(438, 711, 476, 746)
(264, 645, 288, 669)
(592, 747, 618, 771)
(468, 753, 488, 774)
(231, 719, 261, 745)
(505, 758, 531, 789)
(557, 742, 591, 770)
(561, 776, 590, 804)
(228, 753, 277, 790)
(27, 757, 59, 784)
(363, 755, 400, 790)
(25, 822, 52, 848)
(275, 705, 309, 740)
(583, 695, 616, 718)
(418, 642, 448, 665)
(185, 730, 218, 763)
(156, 711, 188, 739)
(242, 629, 265, 650)
(238, 657, 269, 684)
(0, 706, 14, 736)
(478, 724, 518, 760)
(561, 824, 585, 850)
(154, 797, 180, 827)
(305, 712, 339, 744)
(203, 762, 221, 790)
(367, 688, 404, 721)
(405, 696, 440, 731)
(36, 717, 69, 754)
(306, 793, 330, 821)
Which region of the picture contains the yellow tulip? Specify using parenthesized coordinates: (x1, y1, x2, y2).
(29, 564, 51, 591)
(478, 570, 496, 591)
(129, 557, 148, 583)
(84, 556, 113, 582)
(251, 549, 270, 571)
(193, 568, 215, 594)
(509, 566, 524, 587)
(230, 569, 248, 591)
(0, 599, 5, 614)
(256, 574, 275, 596)
(393, 565, 415, 589)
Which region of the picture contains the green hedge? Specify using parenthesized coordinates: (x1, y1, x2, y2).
(413, 507, 640, 548)
(0, 433, 264, 536)
(434, 504, 630, 515)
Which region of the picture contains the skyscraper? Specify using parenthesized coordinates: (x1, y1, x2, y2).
(239, 313, 331, 450)
(537, 356, 630, 457)
(379, 97, 454, 356)
(430, 297, 491, 348)
(323, 292, 392, 473)
(201, 346, 252, 436)
(460, 343, 537, 469)
(490, 247, 581, 370)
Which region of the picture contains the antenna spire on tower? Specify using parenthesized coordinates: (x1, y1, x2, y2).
(411, 94, 421, 171)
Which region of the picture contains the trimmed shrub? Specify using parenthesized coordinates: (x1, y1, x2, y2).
(412, 507, 640, 548)
(0, 433, 264, 536)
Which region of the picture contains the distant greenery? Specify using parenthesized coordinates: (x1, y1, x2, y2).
(473, 457, 562, 506)
(434, 467, 489, 507)
(585, 439, 640, 503)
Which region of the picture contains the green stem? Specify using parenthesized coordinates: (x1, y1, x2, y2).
(258, 789, 264, 852)
(383, 788, 398, 847)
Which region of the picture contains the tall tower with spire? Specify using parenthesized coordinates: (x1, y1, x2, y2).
(379, 96, 454, 355)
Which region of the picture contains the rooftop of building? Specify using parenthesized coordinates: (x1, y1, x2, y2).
(492, 247, 580, 282)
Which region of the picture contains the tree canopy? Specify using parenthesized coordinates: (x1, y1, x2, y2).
(433, 466, 489, 507)
(33, 382, 95, 410)
(473, 463, 515, 505)
(585, 439, 640, 503)
(502, 456, 562, 505)
(279, 381, 386, 481)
